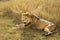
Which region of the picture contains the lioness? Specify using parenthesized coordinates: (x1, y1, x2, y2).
(22, 12, 57, 36)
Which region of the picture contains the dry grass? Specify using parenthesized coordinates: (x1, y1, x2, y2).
(0, 0, 60, 40)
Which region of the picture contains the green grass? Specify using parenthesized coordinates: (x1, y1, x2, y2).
(0, 0, 60, 40)
(0, 18, 22, 40)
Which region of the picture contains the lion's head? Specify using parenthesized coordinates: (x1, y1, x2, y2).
(22, 12, 33, 26)
(22, 12, 39, 26)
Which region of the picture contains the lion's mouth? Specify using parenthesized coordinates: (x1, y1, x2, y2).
(24, 22, 31, 26)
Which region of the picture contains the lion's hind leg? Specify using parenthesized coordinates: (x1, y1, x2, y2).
(44, 26, 53, 36)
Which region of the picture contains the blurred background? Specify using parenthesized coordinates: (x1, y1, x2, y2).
(0, 0, 60, 40)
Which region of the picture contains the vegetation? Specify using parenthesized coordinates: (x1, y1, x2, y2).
(0, 0, 60, 40)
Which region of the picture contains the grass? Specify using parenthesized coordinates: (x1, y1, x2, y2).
(0, 0, 60, 40)
(0, 18, 23, 40)
(0, 18, 60, 40)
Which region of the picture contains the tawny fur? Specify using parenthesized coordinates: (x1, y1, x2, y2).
(22, 12, 57, 35)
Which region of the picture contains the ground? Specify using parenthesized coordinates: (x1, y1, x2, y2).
(0, 18, 60, 40)
(0, 0, 60, 40)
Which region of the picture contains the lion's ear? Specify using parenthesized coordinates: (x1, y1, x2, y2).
(23, 13, 28, 16)
(26, 12, 31, 16)
(23, 12, 31, 17)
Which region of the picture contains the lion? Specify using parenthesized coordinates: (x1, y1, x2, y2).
(21, 12, 57, 36)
